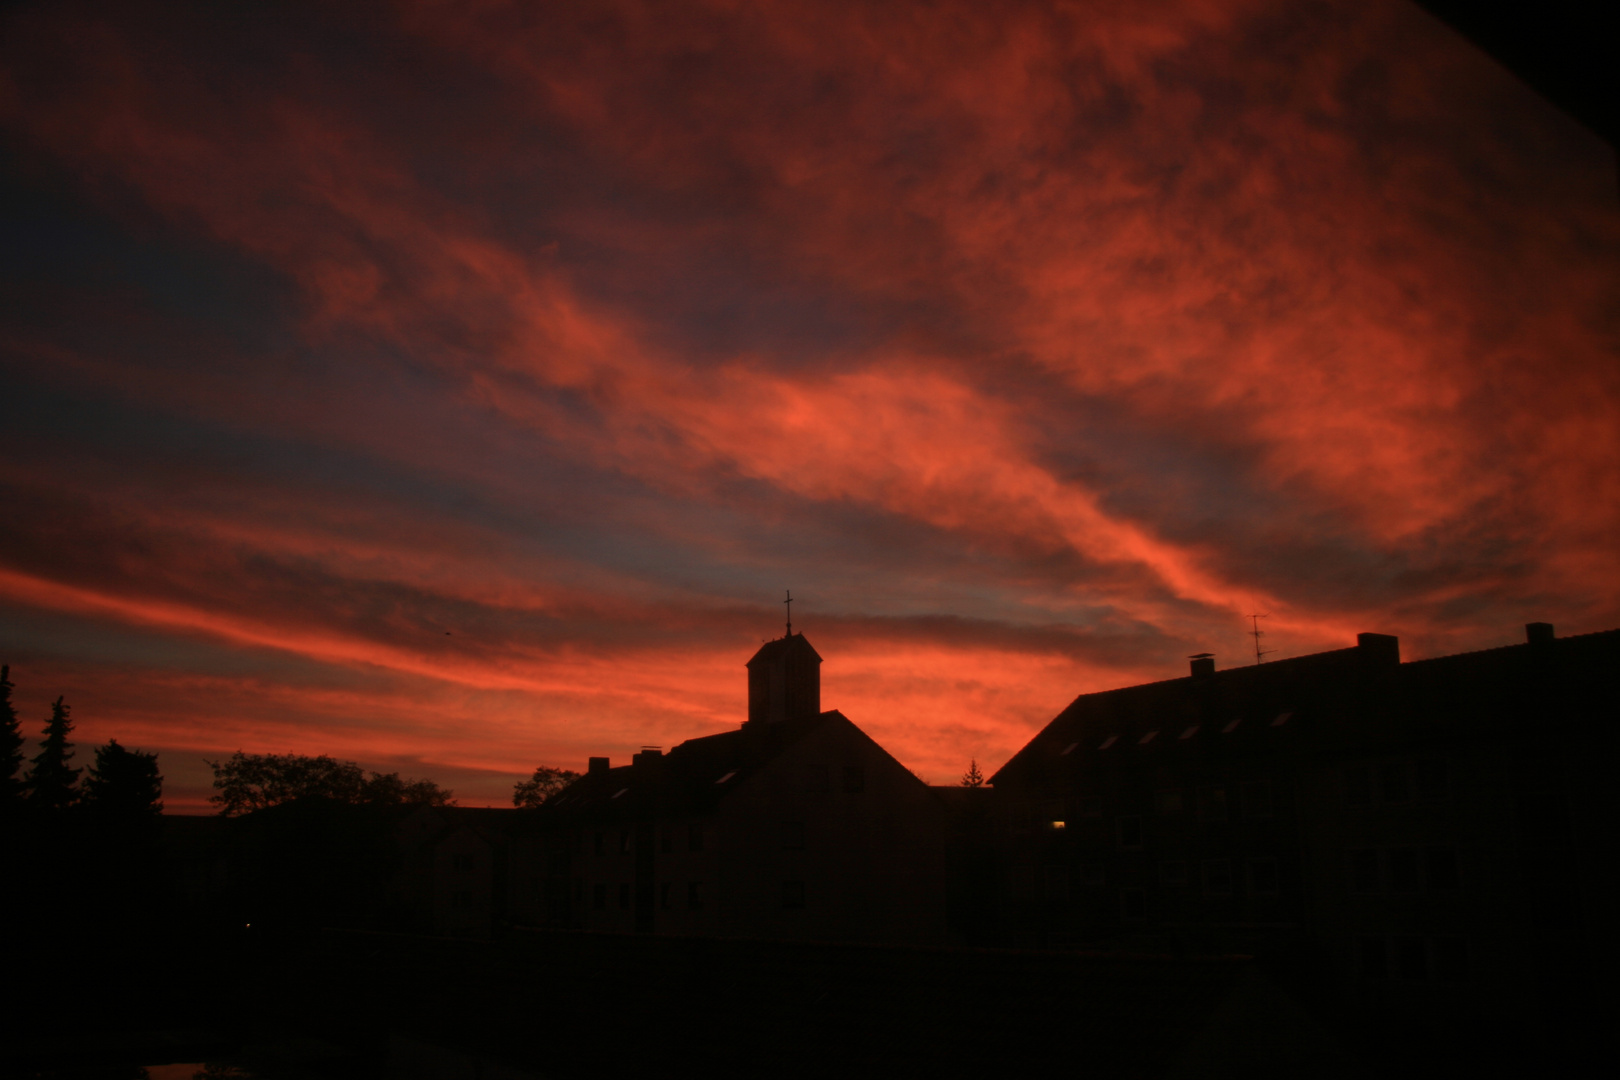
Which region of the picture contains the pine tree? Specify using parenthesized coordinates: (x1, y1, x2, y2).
(0, 666, 24, 805)
(24, 696, 81, 812)
(83, 740, 164, 824)
(960, 758, 985, 788)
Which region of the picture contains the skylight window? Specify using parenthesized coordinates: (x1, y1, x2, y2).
(1061, 742, 1080, 756)
(1180, 726, 1200, 740)
(1098, 735, 1118, 750)
(1222, 718, 1242, 734)
(611, 788, 629, 799)
(1271, 711, 1293, 727)
(1139, 731, 1158, 745)
(715, 770, 738, 784)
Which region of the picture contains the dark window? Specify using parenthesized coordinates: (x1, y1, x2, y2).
(618, 883, 631, 909)
(1395, 937, 1428, 981)
(688, 882, 703, 909)
(1425, 848, 1461, 890)
(1344, 766, 1372, 808)
(1155, 790, 1183, 815)
(660, 831, 672, 854)
(1120, 888, 1147, 921)
(1116, 816, 1143, 848)
(1081, 864, 1106, 890)
(1240, 781, 1273, 820)
(660, 882, 672, 910)
(573, 878, 582, 903)
(1249, 858, 1279, 895)
(1416, 759, 1449, 800)
(1433, 937, 1468, 982)
(452, 891, 471, 910)
(619, 830, 631, 854)
(689, 824, 704, 852)
(1350, 849, 1380, 892)
(1077, 794, 1104, 818)
(593, 832, 605, 856)
(783, 821, 806, 851)
(1160, 861, 1189, 886)
(1204, 860, 1233, 895)
(782, 880, 806, 909)
(1388, 848, 1420, 893)
(1044, 866, 1069, 903)
(805, 764, 830, 793)
(1379, 763, 1410, 804)
(452, 854, 474, 872)
(841, 765, 866, 793)
(1200, 787, 1228, 823)
(592, 883, 606, 910)
(1360, 938, 1388, 980)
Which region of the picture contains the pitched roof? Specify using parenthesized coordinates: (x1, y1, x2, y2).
(745, 631, 822, 668)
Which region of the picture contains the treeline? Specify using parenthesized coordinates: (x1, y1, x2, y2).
(1, 664, 161, 826)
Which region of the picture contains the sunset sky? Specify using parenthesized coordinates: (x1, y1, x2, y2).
(2, 0, 1616, 811)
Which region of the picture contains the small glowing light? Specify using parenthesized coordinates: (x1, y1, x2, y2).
(1051, 821, 1066, 830)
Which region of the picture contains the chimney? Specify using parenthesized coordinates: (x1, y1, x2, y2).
(1188, 653, 1215, 678)
(632, 747, 663, 769)
(1526, 622, 1555, 645)
(1356, 633, 1400, 666)
(588, 756, 609, 777)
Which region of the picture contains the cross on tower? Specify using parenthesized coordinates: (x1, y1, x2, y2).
(784, 590, 793, 637)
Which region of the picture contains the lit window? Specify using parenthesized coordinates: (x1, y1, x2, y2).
(1179, 725, 1200, 740)
(1098, 735, 1118, 750)
(1050, 820, 1066, 830)
(715, 771, 737, 785)
(1061, 742, 1080, 756)
(1222, 718, 1242, 733)
(1138, 731, 1158, 745)
(1270, 711, 1292, 727)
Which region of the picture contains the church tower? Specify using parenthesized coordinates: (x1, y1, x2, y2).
(745, 632, 822, 725)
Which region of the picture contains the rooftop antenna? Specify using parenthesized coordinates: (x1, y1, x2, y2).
(1248, 613, 1275, 664)
(784, 589, 793, 638)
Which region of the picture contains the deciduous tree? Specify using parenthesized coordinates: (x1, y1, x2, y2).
(513, 765, 582, 807)
(83, 740, 164, 824)
(206, 752, 454, 815)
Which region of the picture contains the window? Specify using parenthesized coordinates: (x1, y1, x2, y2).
(1155, 790, 1183, 815)
(1395, 937, 1428, 981)
(1116, 816, 1143, 849)
(1349, 849, 1380, 892)
(1379, 763, 1410, 804)
(1081, 864, 1106, 890)
(1416, 758, 1449, 800)
(1433, 937, 1468, 982)
(1249, 858, 1279, 895)
(805, 764, 830, 793)
(1240, 781, 1273, 820)
(782, 821, 806, 850)
(452, 854, 474, 872)
(1360, 938, 1388, 980)
(689, 824, 704, 852)
(1344, 766, 1372, 808)
(618, 883, 631, 909)
(594, 832, 605, 857)
(452, 891, 471, 910)
(592, 883, 606, 910)
(660, 882, 672, 910)
(1200, 787, 1228, 822)
(660, 830, 672, 854)
(1203, 860, 1233, 895)
(1425, 848, 1461, 890)
(1044, 866, 1069, 903)
(1077, 794, 1103, 818)
(688, 881, 703, 909)
(619, 830, 631, 854)
(782, 880, 806, 909)
(841, 765, 866, 793)
(1388, 848, 1420, 893)
(1160, 861, 1189, 886)
(1120, 888, 1147, 921)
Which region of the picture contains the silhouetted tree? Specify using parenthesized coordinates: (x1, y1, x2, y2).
(513, 765, 582, 807)
(82, 739, 163, 825)
(24, 696, 80, 812)
(960, 759, 985, 788)
(0, 665, 23, 806)
(207, 751, 454, 815)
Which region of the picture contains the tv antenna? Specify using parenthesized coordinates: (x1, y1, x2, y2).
(1248, 613, 1274, 664)
(784, 589, 793, 637)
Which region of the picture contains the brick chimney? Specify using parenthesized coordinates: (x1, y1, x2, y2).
(1188, 653, 1215, 677)
(1526, 622, 1555, 645)
(588, 756, 609, 776)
